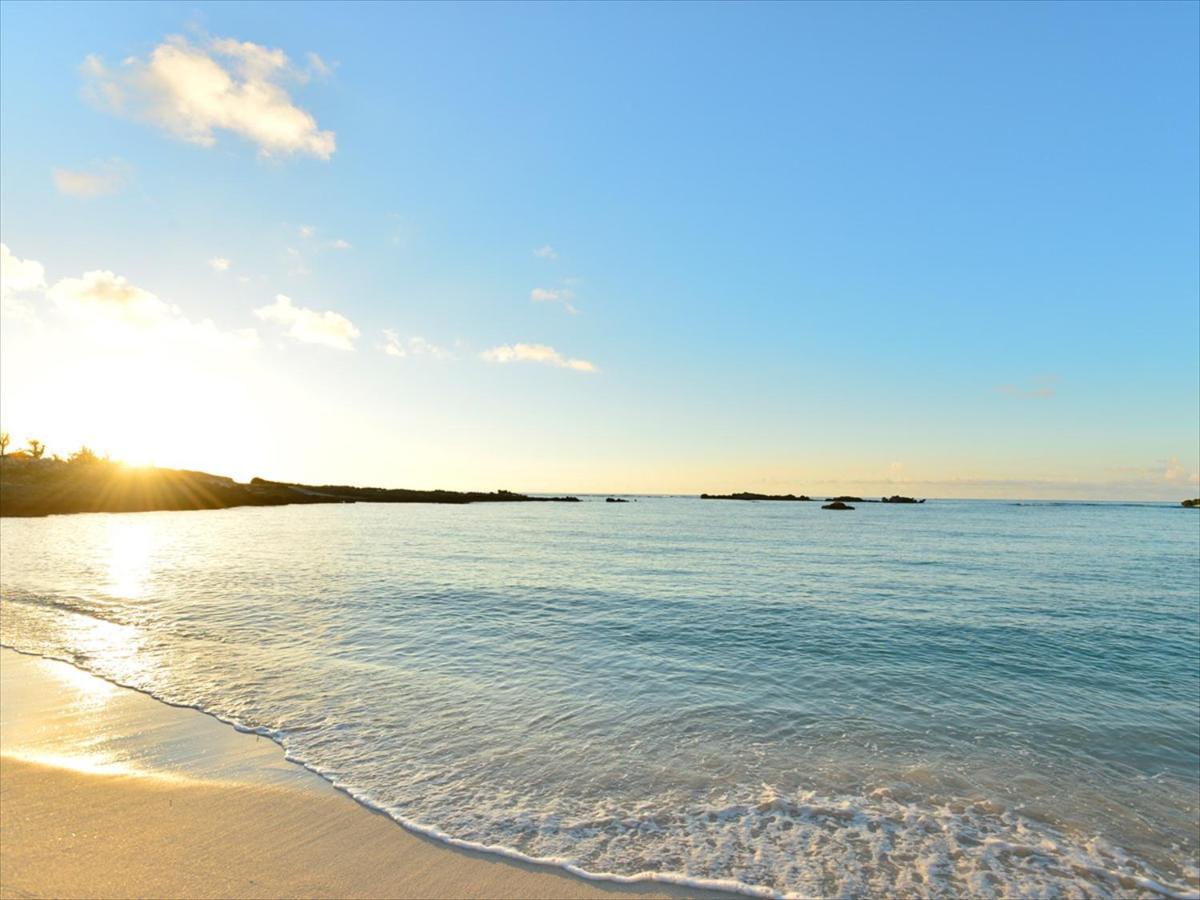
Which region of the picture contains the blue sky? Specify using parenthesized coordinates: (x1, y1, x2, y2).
(1, 1, 1197, 497)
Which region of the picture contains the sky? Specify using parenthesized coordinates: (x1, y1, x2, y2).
(0, 1, 1197, 499)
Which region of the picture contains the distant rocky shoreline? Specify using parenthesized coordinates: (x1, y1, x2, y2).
(0, 457, 578, 518)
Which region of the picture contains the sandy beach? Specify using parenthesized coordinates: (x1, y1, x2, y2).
(0, 649, 725, 900)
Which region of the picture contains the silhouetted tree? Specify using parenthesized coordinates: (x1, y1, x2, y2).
(0, 432, 9, 457)
(26, 439, 45, 460)
(69, 446, 99, 465)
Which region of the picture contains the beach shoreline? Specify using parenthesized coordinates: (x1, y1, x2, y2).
(0, 648, 731, 900)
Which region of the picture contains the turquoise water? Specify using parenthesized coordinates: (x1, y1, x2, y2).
(1, 499, 1197, 897)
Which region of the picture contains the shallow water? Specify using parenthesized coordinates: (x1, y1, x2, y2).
(2, 498, 1197, 898)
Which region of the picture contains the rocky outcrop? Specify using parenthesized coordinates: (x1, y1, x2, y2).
(0, 457, 579, 518)
(250, 479, 579, 505)
(821, 501, 855, 510)
(700, 492, 813, 501)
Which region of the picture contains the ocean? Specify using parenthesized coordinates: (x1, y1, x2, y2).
(1, 498, 1197, 898)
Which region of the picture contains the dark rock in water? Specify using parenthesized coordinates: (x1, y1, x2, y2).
(822, 501, 855, 510)
(881, 495, 925, 504)
(828, 496, 863, 503)
(606, 497, 628, 503)
(1183, 498, 1200, 508)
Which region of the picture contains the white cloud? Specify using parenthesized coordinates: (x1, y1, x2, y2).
(208, 256, 232, 272)
(298, 225, 315, 238)
(83, 35, 336, 159)
(534, 244, 557, 260)
(46, 268, 256, 349)
(531, 286, 578, 314)
(49, 270, 175, 327)
(1, 243, 46, 299)
(255, 293, 358, 350)
(1, 245, 254, 347)
(0, 243, 47, 321)
(381, 330, 449, 359)
(52, 160, 129, 197)
(331, 238, 351, 249)
(382, 329, 405, 357)
(480, 343, 595, 373)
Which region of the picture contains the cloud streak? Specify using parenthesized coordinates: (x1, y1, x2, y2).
(480, 343, 595, 372)
(52, 160, 129, 197)
(995, 375, 1059, 398)
(84, 35, 335, 159)
(531, 286, 578, 314)
(382, 330, 450, 359)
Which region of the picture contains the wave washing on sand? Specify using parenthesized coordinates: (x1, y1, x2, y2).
(334, 776, 1198, 899)
(2, 628, 1194, 899)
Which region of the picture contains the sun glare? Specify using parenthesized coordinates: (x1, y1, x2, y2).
(105, 519, 156, 600)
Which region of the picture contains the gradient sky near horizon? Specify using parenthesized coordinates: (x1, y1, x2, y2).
(1, 1, 1197, 498)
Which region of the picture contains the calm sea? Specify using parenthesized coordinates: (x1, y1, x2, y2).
(1, 498, 1197, 898)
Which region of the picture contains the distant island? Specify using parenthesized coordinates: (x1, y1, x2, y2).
(700, 492, 814, 501)
(702, 492, 925, 504)
(0, 451, 578, 518)
(1184, 498, 1200, 508)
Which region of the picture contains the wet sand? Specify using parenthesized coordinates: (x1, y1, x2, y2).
(0, 649, 727, 899)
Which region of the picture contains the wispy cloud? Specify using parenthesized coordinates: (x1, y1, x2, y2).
(298, 225, 316, 238)
(285, 247, 310, 277)
(531, 286, 578, 315)
(1163, 457, 1199, 486)
(331, 238, 351, 250)
(533, 244, 557, 260)
(52, 160, 129, 197)
(83, 35, 335, 159)
(255, 293, 358, 350)
(995, 375, 1059, 398)
(382, 329, 404, 357)
(208, 257, 232, 272)
(306, 51, 335, 79)
(480, 343, 595, 373)
(382, 330, 450, 359)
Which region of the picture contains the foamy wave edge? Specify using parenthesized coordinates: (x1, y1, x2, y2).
(0, 642, 776, 897)
(2, 642, 1194, 900)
